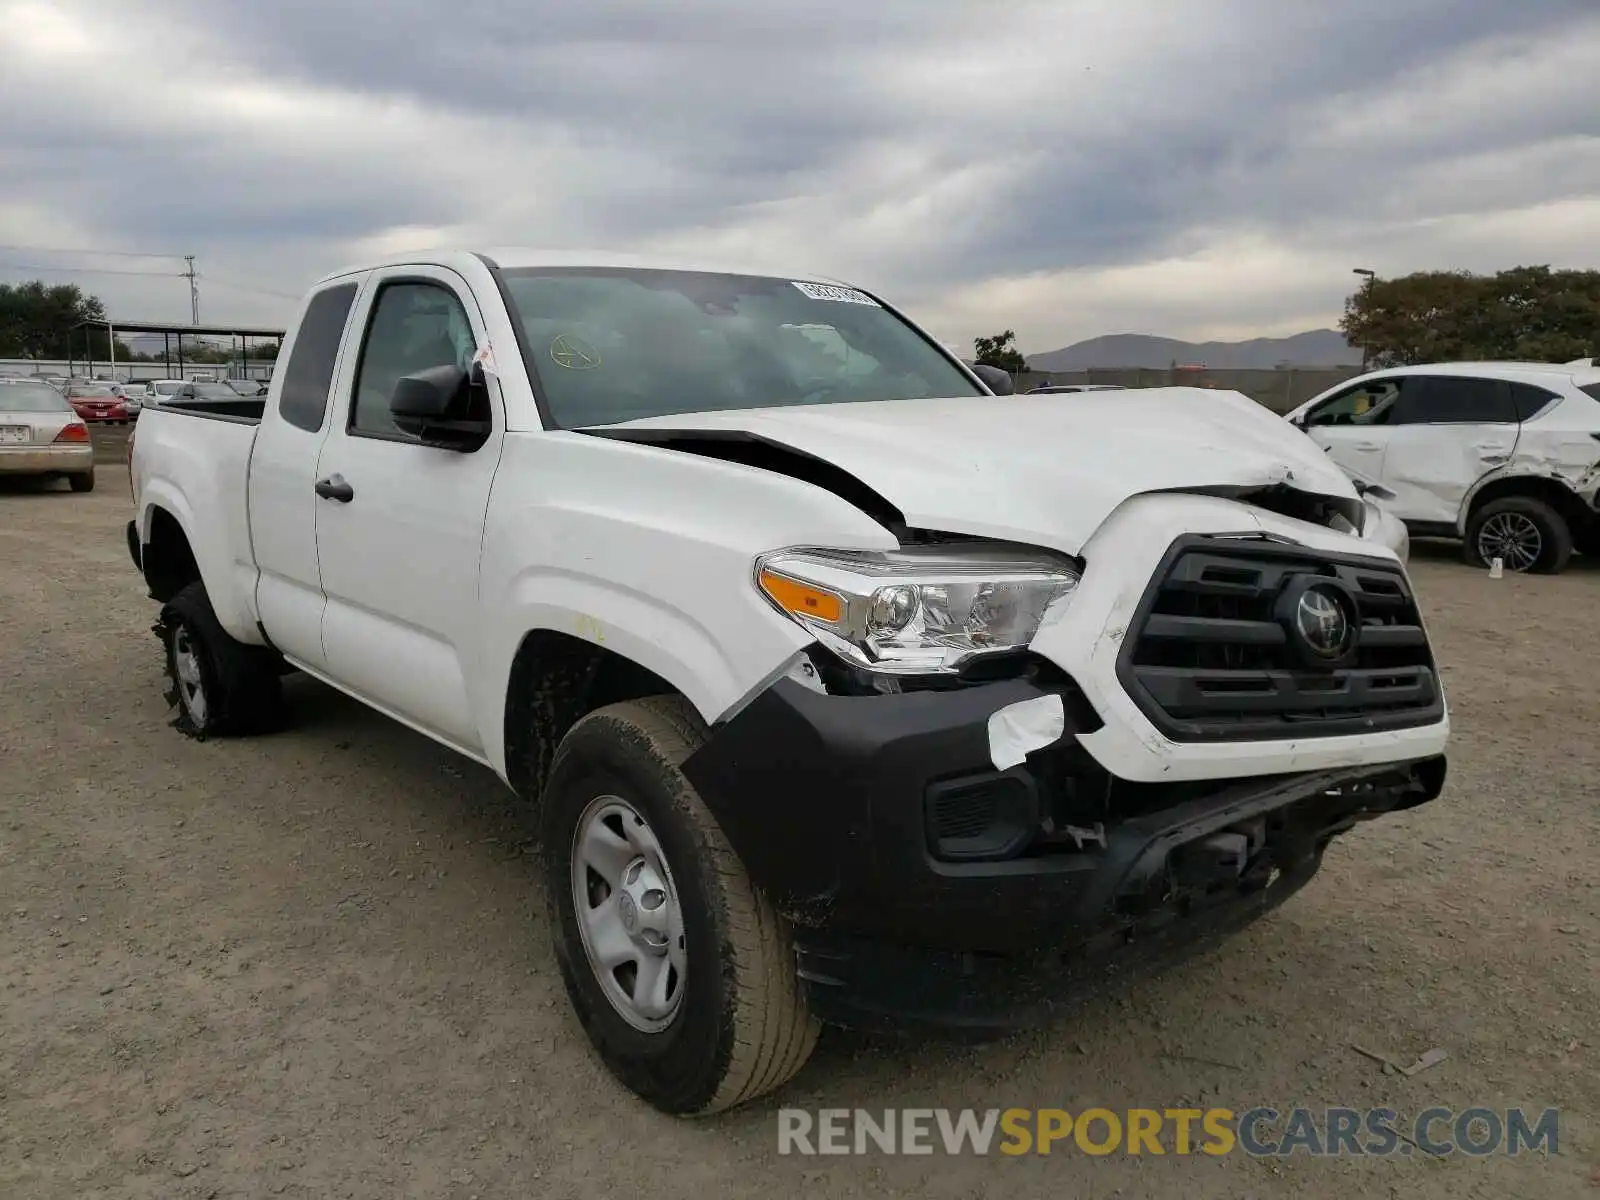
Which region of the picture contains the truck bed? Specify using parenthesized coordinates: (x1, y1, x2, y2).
(130, 402, 263, 642)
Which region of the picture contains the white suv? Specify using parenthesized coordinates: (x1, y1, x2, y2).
(1288, 362, 1600, 573)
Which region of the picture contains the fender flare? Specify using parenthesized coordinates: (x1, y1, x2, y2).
(475, 573, 809, 778)
(136, 483, 259, 642)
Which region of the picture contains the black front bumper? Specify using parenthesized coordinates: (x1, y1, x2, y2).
(681, 673, 1446, 1031)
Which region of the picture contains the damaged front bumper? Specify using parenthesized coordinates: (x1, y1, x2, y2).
(680, 673, 1447, 1031)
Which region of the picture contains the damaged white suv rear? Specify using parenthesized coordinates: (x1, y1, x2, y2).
(128, 252, 1449, 1115)
(1290, 361, 1600, 572)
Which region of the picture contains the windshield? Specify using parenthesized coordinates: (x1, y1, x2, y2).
(0, 383, 72, 412)
(498, 268, 982, 427)
(153, 381, 181, 395)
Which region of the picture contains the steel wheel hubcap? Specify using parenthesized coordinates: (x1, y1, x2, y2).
(1478, 513, 1542, 572)
(571, 796, 686, 1032)
(172, 624, 208, 725)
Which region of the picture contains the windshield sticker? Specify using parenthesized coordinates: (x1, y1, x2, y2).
(549, 334, 602, 370)
(791, 281, 881, 306)
(472, 341, 498, 377)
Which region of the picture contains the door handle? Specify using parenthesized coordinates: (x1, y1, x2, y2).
(1352, 441, 1381, 451)
(314, 474, 354, 503)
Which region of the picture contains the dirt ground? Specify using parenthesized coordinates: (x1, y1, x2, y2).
(2, 436, 1597, 1198)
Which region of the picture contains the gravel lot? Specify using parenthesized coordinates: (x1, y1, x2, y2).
(2, 443, 1597, 1198)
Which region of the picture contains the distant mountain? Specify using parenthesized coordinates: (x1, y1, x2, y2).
(1028, 329, 1361, 371)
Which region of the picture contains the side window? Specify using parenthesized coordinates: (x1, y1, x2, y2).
(350, 282, 477, 440)
(1393, 376, 1516, 425)
(1509, 382, 1560, 421)
(1305, 378, 1404, 427)
(279, 282, 358, 433)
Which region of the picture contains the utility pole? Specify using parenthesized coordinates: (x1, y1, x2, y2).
(183, 255, 200, 324)
(1352, 267, 1376, 372)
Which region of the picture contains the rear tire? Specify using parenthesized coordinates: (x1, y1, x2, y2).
(1465, 496, 1572, 574)
(541, 695, 818, 1115)
(157, 581, 285, 737)
(69, 470, 94, 493)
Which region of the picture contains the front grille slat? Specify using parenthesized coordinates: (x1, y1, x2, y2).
(1134, 667, 1434, 716)
(1116, 537, 1442, 742)
(1142, 615, 1286, 645)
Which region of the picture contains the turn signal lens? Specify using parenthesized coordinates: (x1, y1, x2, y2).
(54, 423, 90, 443)
(758, 568, 844, 624)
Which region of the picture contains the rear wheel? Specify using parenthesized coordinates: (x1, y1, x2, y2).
(541, 696, 818, 1115)
(157, 581, 285, 737)
(69, 470, 94, 493)
(1465, 496, 1572, 574)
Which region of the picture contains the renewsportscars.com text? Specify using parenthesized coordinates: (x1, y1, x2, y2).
(777, 1106, 1559, 1158)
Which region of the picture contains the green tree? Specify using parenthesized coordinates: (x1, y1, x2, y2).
(974, 329, 1027, 373)
(1341, 266, 1600, 367)
(0, 280, 130, 359)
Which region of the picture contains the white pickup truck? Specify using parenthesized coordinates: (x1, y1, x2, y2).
(127, 250, 1449, 1114)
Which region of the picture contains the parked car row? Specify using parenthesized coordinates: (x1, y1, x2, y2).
(0, 374, 271, 425)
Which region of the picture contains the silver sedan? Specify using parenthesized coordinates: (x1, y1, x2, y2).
(0, 380, 95, 492)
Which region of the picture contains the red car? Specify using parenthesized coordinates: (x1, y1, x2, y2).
(65, 384, 129, 423)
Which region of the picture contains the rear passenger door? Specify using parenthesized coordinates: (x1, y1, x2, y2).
(1378, 375, 1521, 527)
(248, 277, 365, 671)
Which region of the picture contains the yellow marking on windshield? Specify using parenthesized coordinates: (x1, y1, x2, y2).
(550, 334, 601, 370)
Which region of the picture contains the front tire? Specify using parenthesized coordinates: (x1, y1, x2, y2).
(1465, 496, 1572, 574)
(157, 581, 285, 737)
(541, 696, 818, 1115)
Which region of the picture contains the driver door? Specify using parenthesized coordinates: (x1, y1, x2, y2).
(311, 267, 505, 755)
(1300, 376, 1408, 492)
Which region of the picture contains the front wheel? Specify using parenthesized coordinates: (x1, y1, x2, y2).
(541, 696, 818, 1115)
(1465, 496, 1572, 574)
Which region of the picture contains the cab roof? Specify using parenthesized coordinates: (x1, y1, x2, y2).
(313, 248, 856, 292)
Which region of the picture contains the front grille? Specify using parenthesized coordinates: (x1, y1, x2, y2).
(1117, 536, 1442, 742)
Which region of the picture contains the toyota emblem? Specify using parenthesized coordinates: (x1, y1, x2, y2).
(1295, 586, 1353, 660)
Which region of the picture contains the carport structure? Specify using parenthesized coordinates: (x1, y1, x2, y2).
(69, 318, 286, 381)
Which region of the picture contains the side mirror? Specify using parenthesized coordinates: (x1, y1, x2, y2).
(971, 363, 1015, 395)
(389, 362, 492, 451)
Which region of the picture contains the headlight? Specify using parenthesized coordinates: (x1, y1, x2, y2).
(755, 545, 1081, 675)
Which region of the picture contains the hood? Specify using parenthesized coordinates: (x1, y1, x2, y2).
(593, 387, 1360, 555)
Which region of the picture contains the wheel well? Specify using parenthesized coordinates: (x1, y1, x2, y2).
(1466, 475, 1596, 536)
(503, 630, 679, 801)
(142, 507, 201, 602)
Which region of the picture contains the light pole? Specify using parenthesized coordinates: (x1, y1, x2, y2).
(1352, 268, 1376, 370)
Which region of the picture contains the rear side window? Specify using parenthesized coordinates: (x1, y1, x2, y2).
(1392, 376, 1517, 424)
(278, 282, 358, 433)
(1509, 382, 1562, 421)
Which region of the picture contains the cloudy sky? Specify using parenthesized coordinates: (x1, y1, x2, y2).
(2, 0, 1598, 354)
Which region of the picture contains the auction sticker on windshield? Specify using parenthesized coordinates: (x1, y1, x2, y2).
(792, 281, 880, 306)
